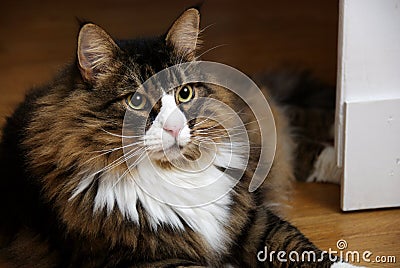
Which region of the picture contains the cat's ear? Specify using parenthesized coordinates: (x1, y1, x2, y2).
(166, 8, 200, 60)
(77, 23, 120, 83)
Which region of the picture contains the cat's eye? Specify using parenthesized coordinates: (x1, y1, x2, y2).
(176, 85, 194, 103)
(126, 93, 147, 110)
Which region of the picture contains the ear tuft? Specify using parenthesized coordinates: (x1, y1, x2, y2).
(166, 8, 200, 60)
(77, 23, 119, 82)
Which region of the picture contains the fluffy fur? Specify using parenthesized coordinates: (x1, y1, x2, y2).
(0, 8, 354, 268)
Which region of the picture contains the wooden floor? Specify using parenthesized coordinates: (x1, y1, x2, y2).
(0, 0, 399, 267)
(286, 182, 399, 267)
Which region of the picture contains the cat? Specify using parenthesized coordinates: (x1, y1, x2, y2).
(255, 70, 342, 184)
(0, 8, 357, 268)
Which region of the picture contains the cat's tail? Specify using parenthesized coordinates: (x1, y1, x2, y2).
(255, 69, 341, 183)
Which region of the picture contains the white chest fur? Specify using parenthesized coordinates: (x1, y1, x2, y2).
(71, 146, 246, 252)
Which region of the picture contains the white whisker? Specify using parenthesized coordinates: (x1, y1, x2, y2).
(194, 44, 227, 61)
(100, 128, 144, 139)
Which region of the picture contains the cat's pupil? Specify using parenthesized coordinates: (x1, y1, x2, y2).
(179, 87, 191, 100)
(132, 95, 142, 106)
(181, 88, 189, 98)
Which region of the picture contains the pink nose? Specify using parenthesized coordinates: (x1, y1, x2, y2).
(163, 125, 182, 138)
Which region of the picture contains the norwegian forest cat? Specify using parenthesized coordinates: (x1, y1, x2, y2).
(0, 8, 354, 268)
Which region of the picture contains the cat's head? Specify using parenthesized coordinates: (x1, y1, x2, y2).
(54, 8, 243, 174)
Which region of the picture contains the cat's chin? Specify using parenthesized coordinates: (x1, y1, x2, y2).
(148, 145, 184, 162)
(147, 143, 202, 166)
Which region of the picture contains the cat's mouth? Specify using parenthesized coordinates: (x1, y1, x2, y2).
(144, 129, 189, 161)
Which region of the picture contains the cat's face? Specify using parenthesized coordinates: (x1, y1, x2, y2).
(121, 80, 234, 167)
(75, 9, 238, 171)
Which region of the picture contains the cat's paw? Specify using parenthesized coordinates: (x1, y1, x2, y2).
(307, 146, 342, 184)
(330, 261, 365, 268)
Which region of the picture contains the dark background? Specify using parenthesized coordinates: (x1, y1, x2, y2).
(0, 0, 338, 126)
